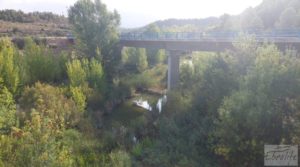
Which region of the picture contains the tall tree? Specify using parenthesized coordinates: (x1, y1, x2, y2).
(256, 0, 286, 28)
(0, 38, 20, 95)
(145, 24, 162, 66)
(68, 0, 120, 79)
(240, 7, 264, 29)
(0, 78, 16, 134)
(137, 48, 148, 72)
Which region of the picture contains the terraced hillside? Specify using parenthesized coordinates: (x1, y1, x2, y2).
(0, 10, 70, 37)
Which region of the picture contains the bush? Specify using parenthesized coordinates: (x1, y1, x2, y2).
(109, 150, 132, 167)
(24, 38, 67, 84)
(66, 59, 87, 87)
(0, 38, 20, 95)
(70, 86, 86, 113)
(67, 58, 105, 109)
(19, 82, 81, 128)
(0, 78, 16, 134)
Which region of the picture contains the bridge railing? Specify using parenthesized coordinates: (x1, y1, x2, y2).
(120, 30, 300, 41)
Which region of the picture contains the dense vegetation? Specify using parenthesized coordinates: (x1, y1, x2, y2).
(1, 0, 300, 166)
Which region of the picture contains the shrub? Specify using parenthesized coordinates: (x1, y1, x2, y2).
(0, 78, 16, 134)
(70, 86, 86, 113)
(66, 59, 87, 87)
(109, 150, 132, 167)
(24, 38, 66, 84)
(19, 82, 81, 128)
(0, 38, 20, 95)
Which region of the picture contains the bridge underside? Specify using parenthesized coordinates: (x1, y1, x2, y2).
(119, 40, 300, 90)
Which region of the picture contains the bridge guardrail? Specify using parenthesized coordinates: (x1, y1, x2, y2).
(120, 30, 300, 42)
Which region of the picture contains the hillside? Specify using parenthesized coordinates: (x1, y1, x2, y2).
(132, 0, 300, 33)
(0, 10, 70, 37)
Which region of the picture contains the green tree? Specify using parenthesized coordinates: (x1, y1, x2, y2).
(67, 58, 104, 90)
(219, 14, 233, 30)
(24, 38, 66, 84)
(145, 24, 160, 34)
(66, 59, 87, 87)
(155, 49, 166, 64)
(19, 82, 81, 128)
(257, 0, 286, 28)
(137, 48, 148, 72)
(0, 38, 20, 95)
(86, 58, 105, 91)
(121, 47, 149, 73)
(0, 111, 75, 167)
(68, 0, 120, 57)
(240, 7, 264, 29)
(147, 49, 166, 66)
(145, 24, 163, 66)
(68, 0, 120, 79)
(215, 45, 300, 166)
(109, 150, 132, 167)
(70, 86, 86, 113)
(67, 58, 105, 109)
(121, 47, 137, 72)
(0, 78, 16, 134)
(276, 7, 298, 28)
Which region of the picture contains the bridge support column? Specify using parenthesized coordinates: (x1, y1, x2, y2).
(167, 50, 181, 90)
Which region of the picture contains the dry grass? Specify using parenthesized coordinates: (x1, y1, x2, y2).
(0, 20, 70, 37)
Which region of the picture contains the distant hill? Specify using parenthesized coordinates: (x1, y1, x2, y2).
(121, 17, 220, 33)
(2, 0, 300, 36)
(0, 9, 70, 37)
(152, 17, 220, 32)
(126, 0, 300, 33)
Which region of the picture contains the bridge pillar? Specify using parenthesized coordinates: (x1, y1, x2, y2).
(167, 50, 181, 90)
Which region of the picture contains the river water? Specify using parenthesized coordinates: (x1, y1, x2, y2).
(133, 95, 167, 113)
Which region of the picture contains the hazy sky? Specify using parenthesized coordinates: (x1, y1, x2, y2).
(0, 0, 263, 28)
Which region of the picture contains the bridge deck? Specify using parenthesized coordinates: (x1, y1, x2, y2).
(119, 30, 300, 51)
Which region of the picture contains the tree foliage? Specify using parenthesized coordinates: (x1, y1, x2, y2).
(0, 78, 16, 134)
(66, 59, 87, 87)
(0, 38, 20, 95)
(68, 0, 120, 79)
(121, 47, 149, 73)
(19, 82, 81, 128)
(66, 58, 105, 111)
(24, 38, 67, 84)
(276, 7, 299, 28)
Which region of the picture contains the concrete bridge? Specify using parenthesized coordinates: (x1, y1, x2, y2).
(119, 30, 300, 90)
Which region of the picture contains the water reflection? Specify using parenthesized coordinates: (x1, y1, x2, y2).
(133, 98, 152, 111)
(157, 95, 167, 113)
(133, 95, 167, 113)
